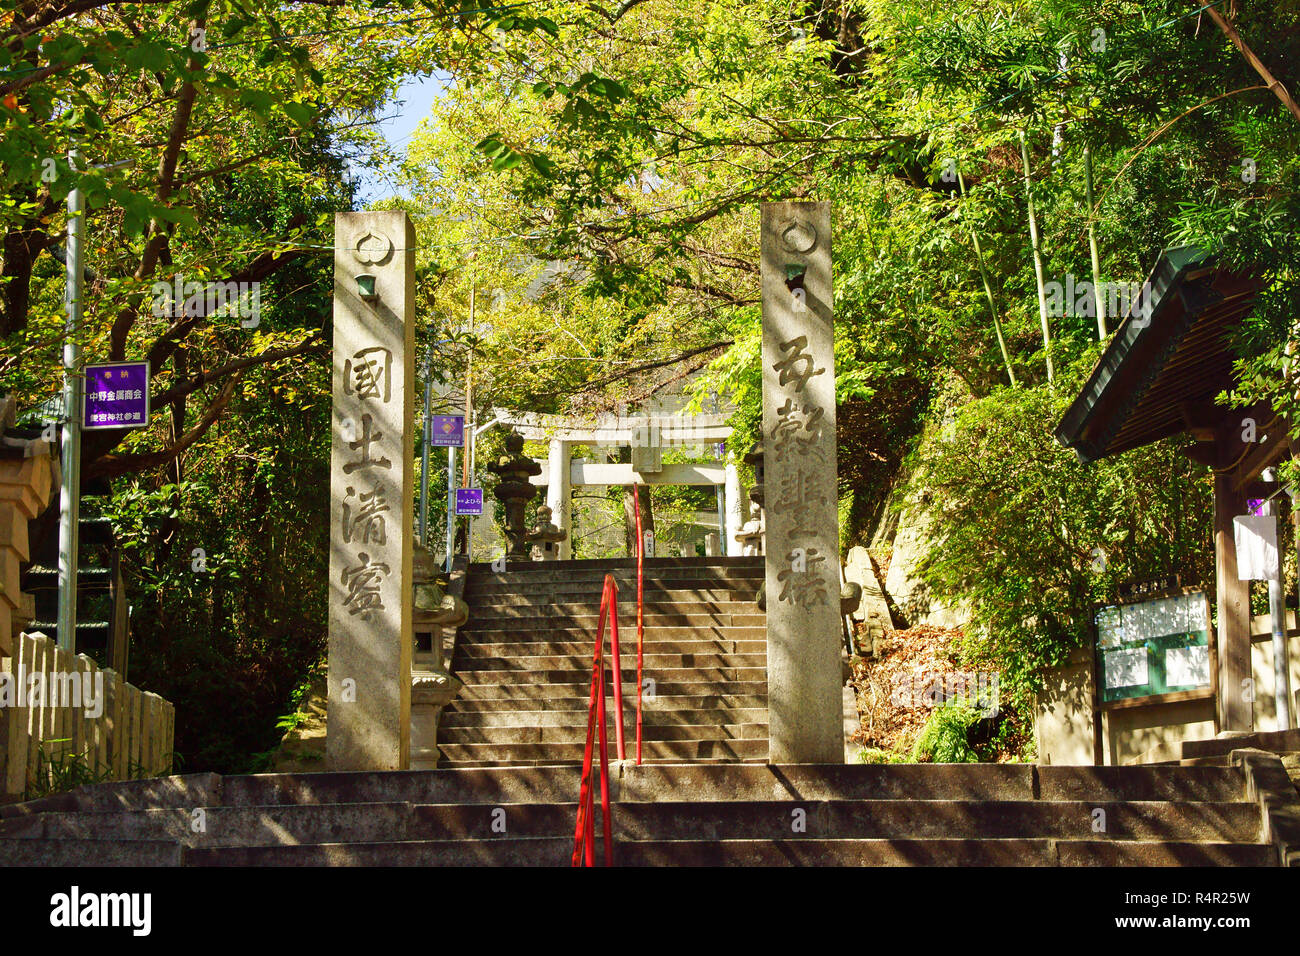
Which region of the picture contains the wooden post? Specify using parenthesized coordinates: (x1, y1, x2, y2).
(103, 668, 119, 779)
(35, 635, 54, 788)
(3, 639, 27, 796)
(128, 684, 142, 778)
(1214, 431, 1254, 732)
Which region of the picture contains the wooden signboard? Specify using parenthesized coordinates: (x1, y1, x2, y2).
(1093, 585, 1217, 710)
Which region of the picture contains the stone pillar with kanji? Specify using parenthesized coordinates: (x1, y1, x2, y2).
(327, 211, 415, 771)
(760, 200, 843, 764)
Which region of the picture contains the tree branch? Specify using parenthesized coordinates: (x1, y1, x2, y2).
(149, 333, 326, 408)
(88, 371, 242, 479)
(538, 340, 733, 398)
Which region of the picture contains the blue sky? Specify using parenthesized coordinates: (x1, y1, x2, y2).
(351, 71, 450, 204)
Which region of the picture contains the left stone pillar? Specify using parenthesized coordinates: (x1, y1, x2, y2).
(327, 212, 415, 771)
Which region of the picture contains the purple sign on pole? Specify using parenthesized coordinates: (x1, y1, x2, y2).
(84, 361, 150, 430)
(455, 488, 484, 516)
(430, 415, 464, 447)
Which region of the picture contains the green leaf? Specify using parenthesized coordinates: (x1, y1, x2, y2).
(282, 101, 316, 128)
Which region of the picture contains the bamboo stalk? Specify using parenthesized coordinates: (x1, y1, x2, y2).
(958, 167, 1017, 387)
(1203, 3, 1300, 124)
(1020, 130, 1054, 384)
(1084, 148, 1106, 340)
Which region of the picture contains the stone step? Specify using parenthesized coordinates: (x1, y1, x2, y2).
(617, 763, 1035, 802)
(467, 556, 764, 574)
(468, 588, 758, 607)
(1, 802, 416, 848)
(215, 767, 590, 807)
(466, 574, 763, 596)
(455, 680, 768, 701)
(406, 799, 1259, 843)
(454, 639, 768, 658)
(0, 838, 184, 866)
(184, 837, 580, 867)
(466, 562, 763, 583)
(1037, 766, 1246, 803)
(452, 666, 768, 685)
(202, 764, 1243, 807)
(1179, 755, 1233, 767)
(178, 834, 1276, 867)
(431, 757, 775, 768)
(445, 693, 769, 713)
(464, 600, 759, 619)
(181, 837, 1052, 867)
(26, 798, 1245, 848)
(437, 722, 769, 745)
(437, 739, 768, 764)
(439, 707, 770, 728)
(458, 626, 767, 643)
(1054, 841, 1276, 866)
(1180, 729, 1300, 761)
(0, 773, 222, 818)
(459, 611, 766, 630)
(450, 653, 767, 672)
(465, 574, 759, 590)
(614, 838, 1057, 866)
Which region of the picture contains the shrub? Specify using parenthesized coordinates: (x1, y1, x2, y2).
(912, 705, 982, 763)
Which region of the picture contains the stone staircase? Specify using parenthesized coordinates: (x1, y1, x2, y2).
(4, 548, 1291, 866)
(438, 556, 768, 767)
(0, 760, 1286, 865)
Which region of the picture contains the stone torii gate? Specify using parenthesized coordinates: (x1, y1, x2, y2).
(489, 408, 744, 559)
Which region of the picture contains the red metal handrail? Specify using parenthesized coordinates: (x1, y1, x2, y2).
(572, 573, 621, 867)
(632, 483, 645, 764)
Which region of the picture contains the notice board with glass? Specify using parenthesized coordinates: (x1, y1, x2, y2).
(1093, 588, 1216, 708)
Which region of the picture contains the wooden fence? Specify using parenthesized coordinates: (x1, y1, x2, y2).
(1, 631, 174, 799)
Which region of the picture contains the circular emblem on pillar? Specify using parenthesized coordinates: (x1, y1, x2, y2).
(779, 220, 818, 254)
(353, 231, 394, 266)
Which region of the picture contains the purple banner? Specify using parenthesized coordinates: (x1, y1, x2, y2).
(84, 361, 150, 430)
(454, 487, 484, 516)
(430, 415, 464, 447)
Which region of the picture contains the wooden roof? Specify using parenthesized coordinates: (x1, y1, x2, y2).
(1054, 246, 1265, 464)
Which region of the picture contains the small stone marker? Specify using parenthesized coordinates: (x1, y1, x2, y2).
(327, 211, 415, 771)
(760, 200, 843, 764)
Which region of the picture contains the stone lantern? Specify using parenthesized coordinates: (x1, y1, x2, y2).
(410, 541, 465, 769)
(527, 504, 568, 561)
(488, 430, 542, 557)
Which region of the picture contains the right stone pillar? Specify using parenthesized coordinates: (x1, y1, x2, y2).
(760, 200, 843, 764)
